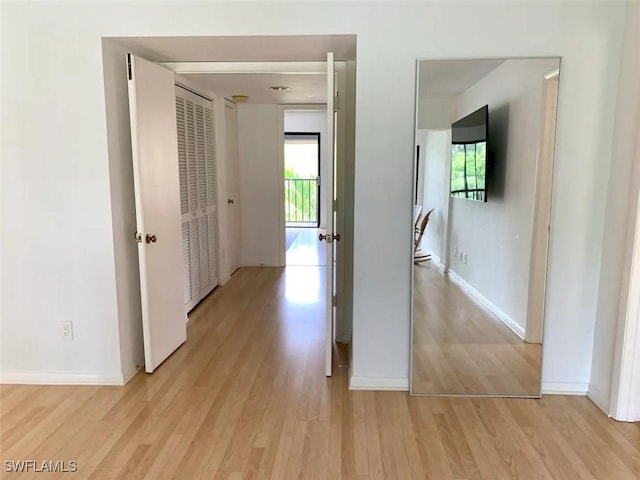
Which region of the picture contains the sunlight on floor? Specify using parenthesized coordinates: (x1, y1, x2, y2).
(285, 265, 322, 305)
(286, 227, 326, 266)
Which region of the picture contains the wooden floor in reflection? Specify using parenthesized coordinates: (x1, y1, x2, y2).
(412, 262, 542, 396)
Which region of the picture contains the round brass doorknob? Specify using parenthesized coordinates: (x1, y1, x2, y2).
(319, 233, 328, 241)
(228, 198, 234, 204)
(145, 234, 157, 244)
(334, 234, 341, 242)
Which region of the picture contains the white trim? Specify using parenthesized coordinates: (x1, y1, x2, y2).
(277, 106, 286, 267)
(541, 381, 588, 395)
(601, 3, 640, 423)
(448, 269, 526, 340)
(0, 372, 126, 386)
(610, 185, 640, 421)
(544, 68, 560, 80)
(349, 375, 409, 391)
(160, 61, 326, 75)
(587, 383, 611, 414)
(427, 253, 445, 273)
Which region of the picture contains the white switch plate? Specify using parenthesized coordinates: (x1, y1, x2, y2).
(463, 253, 468, 264)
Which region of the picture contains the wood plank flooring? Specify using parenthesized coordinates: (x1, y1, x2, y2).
(1, 266, 639, 479)
(413, 262, 541, 396)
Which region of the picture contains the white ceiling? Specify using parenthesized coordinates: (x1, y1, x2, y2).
(109, 34, 355, 104)
(109, 34, 357, 62)
(418, 59, 507, 99)
(180, 72, 326, 104)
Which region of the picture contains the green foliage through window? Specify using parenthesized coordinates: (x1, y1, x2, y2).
(450, 141, 486, 201)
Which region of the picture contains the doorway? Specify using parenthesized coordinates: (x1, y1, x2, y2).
(102, 36, 355, 380)
(284, 132, 320, 228)
(284, 131, 326, 267)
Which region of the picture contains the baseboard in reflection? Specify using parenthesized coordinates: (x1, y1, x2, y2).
(541, 381, 589, 395)
(349, 375, 409, 391)
(447, 269, 525, 340)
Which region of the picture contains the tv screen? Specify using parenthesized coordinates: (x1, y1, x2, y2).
(450, 105, 488, 202)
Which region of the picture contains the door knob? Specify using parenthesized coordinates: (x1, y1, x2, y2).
(145, 234, 157, 244)
(228, 198, 234, 204)
(319, 233, 341, 243)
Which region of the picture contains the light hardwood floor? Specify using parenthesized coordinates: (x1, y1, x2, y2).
(286, 228, 326, 266)
(1, 266, 639, 479)
(413, 262, 542, 396)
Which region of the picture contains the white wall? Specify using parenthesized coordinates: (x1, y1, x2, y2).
(417, 98, 456, 130)
(448, 59, 558, 334)
(1, 6, 125, 383)
(236, 104, 282, 267)
(284, 110, 328, 228)
(0, 1, 627, 392)
(419, 129, 450, 265)
(590, 1, 640, 414)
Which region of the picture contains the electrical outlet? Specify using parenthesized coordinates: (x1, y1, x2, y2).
(453, 246, 458, 257)
(463, 253, 468, 264)
(61, 321, 73, 341)
(459, 251, 464, 261)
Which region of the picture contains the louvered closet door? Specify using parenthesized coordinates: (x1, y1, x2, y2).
(175, 85, 219, 313)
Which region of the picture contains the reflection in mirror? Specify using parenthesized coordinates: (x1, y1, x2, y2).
(411, 58, 560, 397)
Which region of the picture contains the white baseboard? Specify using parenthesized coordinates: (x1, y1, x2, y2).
(349, 375, 409, 391)
(541, 381, 589, 395)
(0, 371, 126, 386)
(587, 383, 611, 414)
(448, 269, 525, 340)
(431, 254, 445, 272)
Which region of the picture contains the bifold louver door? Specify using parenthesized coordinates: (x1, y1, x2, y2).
(175, 85, 219, 313)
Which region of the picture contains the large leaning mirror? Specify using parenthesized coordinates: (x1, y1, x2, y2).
(411, 58, 561, 397)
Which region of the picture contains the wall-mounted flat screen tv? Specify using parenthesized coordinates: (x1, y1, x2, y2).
(450, 105, 489, 202)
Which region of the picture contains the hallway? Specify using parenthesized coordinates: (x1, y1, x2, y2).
(1, 268, 639, 479)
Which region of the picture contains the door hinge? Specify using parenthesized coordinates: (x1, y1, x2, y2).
(335, 91, 340, 112)
(332, 295, 337, 307)
(127, 53, 133, 80)
(333, 199, 338, 212)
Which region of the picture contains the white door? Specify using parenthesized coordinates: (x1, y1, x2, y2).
(322, 52, 337, 376)
(175, 86, 219, 313)
(127, 54, 187, 373)
(224, 100, 241, 275)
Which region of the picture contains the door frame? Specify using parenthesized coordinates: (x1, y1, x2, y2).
(283, 131, 322, 229)
(610, 192, 640, 421)
(101, 40, 356, 383)
(277, 105, 326, 266)
(525, 71, 560, 344)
